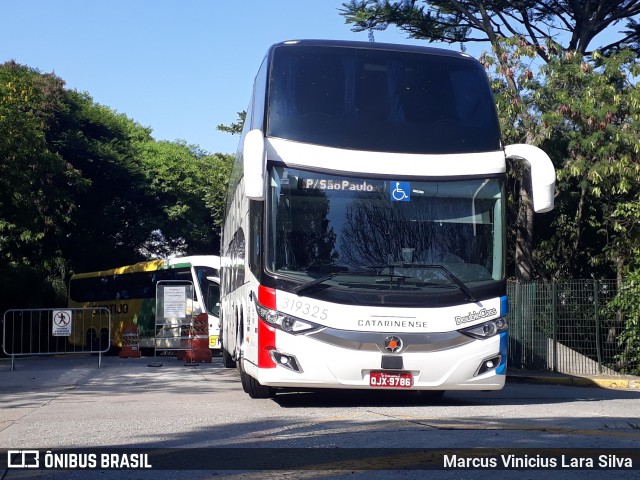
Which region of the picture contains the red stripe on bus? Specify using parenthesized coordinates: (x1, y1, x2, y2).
(258, 285, 277, 310)
(257, 317, 276, 368)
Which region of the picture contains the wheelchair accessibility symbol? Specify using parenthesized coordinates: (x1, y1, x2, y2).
(390, 181, 411, 202)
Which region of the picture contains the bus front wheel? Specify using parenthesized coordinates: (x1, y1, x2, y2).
(240, 371, 274, 399)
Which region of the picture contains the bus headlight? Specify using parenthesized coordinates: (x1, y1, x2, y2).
(256, 305, 321, 334)
(460, 318, 508, 339)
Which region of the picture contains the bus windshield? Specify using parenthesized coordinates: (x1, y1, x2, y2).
(267, 167, 504, 299)
(267, 45, 501, 154)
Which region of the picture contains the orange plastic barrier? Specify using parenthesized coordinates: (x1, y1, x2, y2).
(184, 313, 212, 364)
(119, 324, 141, 358)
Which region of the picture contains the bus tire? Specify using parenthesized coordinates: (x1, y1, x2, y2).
(241, 371, 274, 399)
(220, 317, 236, 368)
(240, 369, 250, 393)
(222, 347, 236, 368)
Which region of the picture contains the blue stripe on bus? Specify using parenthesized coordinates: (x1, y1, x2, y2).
(500, 295, 509, 316)
(496, 330, 508, 375)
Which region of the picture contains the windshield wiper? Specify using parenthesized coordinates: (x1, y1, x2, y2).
(293, 272, 341, 296)
(293, 269, 381, 296)
(292, 265, 477, 301)
(401, 264, 478, 303)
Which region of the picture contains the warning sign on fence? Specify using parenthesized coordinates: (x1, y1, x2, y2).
(52, 310, 72, 337)
(162, 287, 187, 319)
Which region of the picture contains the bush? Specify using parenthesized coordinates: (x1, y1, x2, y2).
(607, 274, 640, 375)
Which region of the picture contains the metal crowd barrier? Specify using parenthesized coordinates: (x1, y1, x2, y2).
(2, 307, 111, 370)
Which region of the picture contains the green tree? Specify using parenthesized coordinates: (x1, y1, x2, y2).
(0, 61, 84, 273)
(340, 1, 640, 56)
(138, 140, 233, 257)
(202, 152, 234, 240)
(535, 49, 640, 280)
(1, 61, 235, 311)
(216, 111, 246, 136)
(49, 88, 158, 273)
(340, 1, 640, 280)
(481, 42, 640, 281)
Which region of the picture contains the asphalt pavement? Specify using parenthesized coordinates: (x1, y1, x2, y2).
(2, 353, 639, 391)
(2, 354, 639, 480)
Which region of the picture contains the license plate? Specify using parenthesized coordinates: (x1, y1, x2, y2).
(369, 371, 413, 388)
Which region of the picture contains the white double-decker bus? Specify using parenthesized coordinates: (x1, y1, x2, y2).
(220, 40, 555, 398)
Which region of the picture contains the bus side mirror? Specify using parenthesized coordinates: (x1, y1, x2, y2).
(244, 129, 266, 200)
(505, 144, 556, 213)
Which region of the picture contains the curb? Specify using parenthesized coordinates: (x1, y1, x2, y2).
(507, 374, 640, 391)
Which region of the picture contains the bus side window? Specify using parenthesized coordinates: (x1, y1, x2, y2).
(249, 200, 262, 278)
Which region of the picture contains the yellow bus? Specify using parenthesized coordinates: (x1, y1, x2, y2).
(68, 256, 220, 352)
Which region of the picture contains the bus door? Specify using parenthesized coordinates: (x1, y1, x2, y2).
(204, 277, 221, 349)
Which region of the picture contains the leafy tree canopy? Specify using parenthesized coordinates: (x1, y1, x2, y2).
(1, 61, 232, 306)
(216, 111, 246, 136)
(0, 61, 84, 271)
(340, 1, 640, 57)
(138, 140, 233, 257)
(340, 1, 640, 282)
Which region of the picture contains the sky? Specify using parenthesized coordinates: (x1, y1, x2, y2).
(1, 2, 632, 156)
(1, 0, 444, 155)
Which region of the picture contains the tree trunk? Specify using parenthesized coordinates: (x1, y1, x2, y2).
(515, 170, 535, 281)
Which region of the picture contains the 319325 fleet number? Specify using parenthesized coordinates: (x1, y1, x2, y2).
(279, 297, 328, 321)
